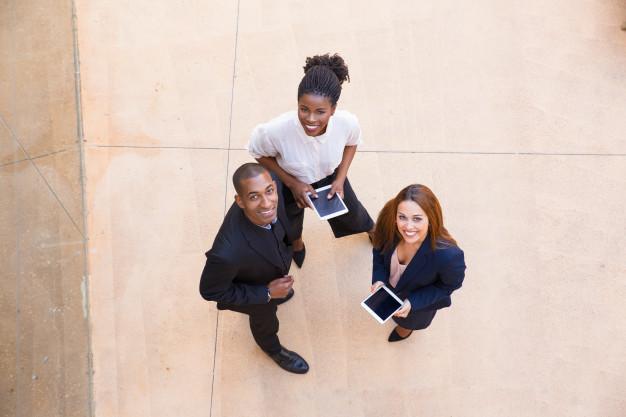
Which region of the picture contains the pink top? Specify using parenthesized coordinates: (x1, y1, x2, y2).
(389, 248, 408, 288)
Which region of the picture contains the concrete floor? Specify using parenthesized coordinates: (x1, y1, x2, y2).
(1, 1, 90, 416)
(2, 0, 626, 416)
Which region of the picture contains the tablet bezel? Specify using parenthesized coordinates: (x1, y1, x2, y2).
(306, 184, 349, 220)
(361, 285, 404, 324)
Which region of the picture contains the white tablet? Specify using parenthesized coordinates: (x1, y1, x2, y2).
(305, 185, 349, 220)
(361, 285, 404, 324)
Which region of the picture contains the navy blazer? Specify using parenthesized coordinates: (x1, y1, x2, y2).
(199, 183, 296, 308)
(372, 235, 466, 312)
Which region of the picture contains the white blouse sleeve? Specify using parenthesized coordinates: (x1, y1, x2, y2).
(247, 124, 278, 159)
(345, 113, 363, 146)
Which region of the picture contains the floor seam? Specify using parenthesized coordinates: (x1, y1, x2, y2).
(84, 144, 626, 157)
(210, 1, 241, 416)
(6, 4, 22, 415)
(0, 148, 70, 169)
(70, 1, 94, 416)
(90, 144, 232, 150)
(0, 115, 85, 238)
(358, 150, 626, 156)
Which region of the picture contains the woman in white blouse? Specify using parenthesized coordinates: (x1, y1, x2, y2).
(248, 53, 374, 267)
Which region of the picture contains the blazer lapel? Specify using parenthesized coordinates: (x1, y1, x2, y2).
(394, 235, 433, 292)
(238, 211, 285, 271)
(383, 246, 394, 284)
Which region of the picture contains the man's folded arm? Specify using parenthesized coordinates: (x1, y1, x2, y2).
(199, 252, 268, 305)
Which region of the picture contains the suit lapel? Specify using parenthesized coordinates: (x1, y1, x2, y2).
(394, 235, 433, 292)
(238, 211, 286, 271)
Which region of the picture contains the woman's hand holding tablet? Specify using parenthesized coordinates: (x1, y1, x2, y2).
(370, 281, 411, 318)
(288, 179, 317, 209)
(361, 284, 405, 324)
(305, 185, 349, 220)
(393, 299, 411, 318)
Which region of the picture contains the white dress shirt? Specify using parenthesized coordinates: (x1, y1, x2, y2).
(247, 110, 363, 184)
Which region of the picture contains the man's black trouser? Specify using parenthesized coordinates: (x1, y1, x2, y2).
(221, 301, 281, 354)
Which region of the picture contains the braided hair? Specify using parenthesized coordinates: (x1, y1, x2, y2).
(297, 53, 350, 106)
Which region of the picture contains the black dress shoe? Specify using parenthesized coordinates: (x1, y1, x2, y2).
(292, 244, 306, 268)
(267, 347, 309, 374)
(388, 327, 413, 342)
(273, 289, 294, 305)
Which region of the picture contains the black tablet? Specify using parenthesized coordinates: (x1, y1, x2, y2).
(361, 285, 404, 324)
(306, 185, 349, 220)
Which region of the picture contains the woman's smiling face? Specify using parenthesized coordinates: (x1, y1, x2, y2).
(396, 200, 429, 245)
(297, 93, 335, 137)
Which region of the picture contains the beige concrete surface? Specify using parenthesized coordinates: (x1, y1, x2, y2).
(84, 147, 225, 417)
(1, 1, 90, 416)
(3, 0, 626, 416)
(0, 0, 78, 158)
(1, 157, 89, 417)
(0, 120, 25, 166)
(76, 1, 238, 149)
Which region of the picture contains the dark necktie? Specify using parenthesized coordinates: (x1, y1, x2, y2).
(269, 220, 290, 273)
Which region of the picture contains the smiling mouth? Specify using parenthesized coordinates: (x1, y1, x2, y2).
(259, 208, 276, 217)
(303, 124, 319, 131)
(404, 231, 417, 237)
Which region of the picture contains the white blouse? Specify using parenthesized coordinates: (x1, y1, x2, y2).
(247, 110, 363, 184)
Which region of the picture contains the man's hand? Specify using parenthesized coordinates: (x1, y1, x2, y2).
(268, 275, 294, 299)
(287, 180, 317, 209)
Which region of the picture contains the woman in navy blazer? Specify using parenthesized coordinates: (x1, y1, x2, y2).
(371, 184, 466, 342)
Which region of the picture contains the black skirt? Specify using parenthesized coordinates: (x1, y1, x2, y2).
(392, 309, 437, 330)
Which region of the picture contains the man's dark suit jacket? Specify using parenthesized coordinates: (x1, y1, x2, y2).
(199, 197, 296, 309)
(372, 235, 466, 312)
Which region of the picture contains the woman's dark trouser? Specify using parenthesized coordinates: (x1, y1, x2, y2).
(223, 302, 281, 354)
(282, 172, 374, 239)
(392, 309, 437, 330)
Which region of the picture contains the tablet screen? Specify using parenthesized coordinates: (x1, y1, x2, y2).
(310, 187, 348, 218)
(363, 287, 403, 322)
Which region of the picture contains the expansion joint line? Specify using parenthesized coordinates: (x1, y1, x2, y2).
(70, 1, 94, 417)
(210, 1, 241, 416)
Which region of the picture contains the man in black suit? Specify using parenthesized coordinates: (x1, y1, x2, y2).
(199, 163, 309, 374)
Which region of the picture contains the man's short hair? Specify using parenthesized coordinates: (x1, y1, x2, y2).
(232, 163, 269, 194)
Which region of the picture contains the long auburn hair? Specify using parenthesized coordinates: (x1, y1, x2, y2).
(373, 184, 457, 253)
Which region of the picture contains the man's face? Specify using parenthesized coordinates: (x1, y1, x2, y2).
(235, 172, 278, 226)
